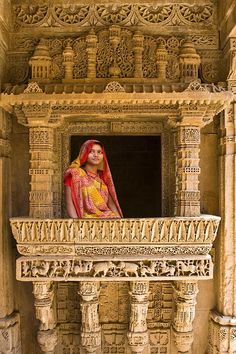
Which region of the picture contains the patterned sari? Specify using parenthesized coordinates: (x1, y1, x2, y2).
(64, 139, 122, 218)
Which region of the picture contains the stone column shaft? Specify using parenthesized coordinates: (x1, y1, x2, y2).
(0, 108, 22, 353)
(127, 281, 149, 354)
(209, 101, 236, 353)
(79, 281, 101, 353)
(33, 281, 57, 354)
(172, 281, 199, 353)
(175, 124, 201, 217)
(86, 31, 98, 79)
(133, 31, 144, 78)
(29, 126, 55, 218)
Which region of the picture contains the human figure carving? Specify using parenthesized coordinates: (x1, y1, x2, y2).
(64, 139, 122, 219)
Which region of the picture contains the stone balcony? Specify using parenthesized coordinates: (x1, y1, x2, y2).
(10, 215, 220, 282)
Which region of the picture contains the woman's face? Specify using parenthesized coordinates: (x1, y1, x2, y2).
(86, 143, 104, 166)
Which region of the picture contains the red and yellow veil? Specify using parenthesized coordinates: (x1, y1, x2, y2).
(64, 139, 123, 218)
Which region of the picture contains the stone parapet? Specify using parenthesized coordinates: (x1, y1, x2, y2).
(10, 215, 220, 281)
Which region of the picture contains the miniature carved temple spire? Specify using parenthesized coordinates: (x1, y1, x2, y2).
(133, 31, 144, 78)
(63, 39, 75, 81)
(33, 281, 57, 354)
(29, 39, 52, 83)
(79, 282, 101, 353)
(127, 281, 149, 353)
(86, 30, 98, 79)
(156, 43, 168, 81)
(179, 39, 201, 83)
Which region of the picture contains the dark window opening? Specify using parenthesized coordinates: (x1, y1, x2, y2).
(71, 136, 162, 218)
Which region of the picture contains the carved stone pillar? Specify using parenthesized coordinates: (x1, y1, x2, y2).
(13, 97, 60, 218)
(133, 31, 144, 78)
(63, 40, 75, 81)
(127, 281, 149, 354)
(208, 102, 236, 353)
(79, 281, 101, 353)
(86, 30, 98, 79)
(0, 108, 22, 352)
(171, 112, 204, 352)
(175, 121, 201, 217)
(29, 126, 56, 218)
(172, 281, 199, 353)
(33, 281, 57, 354)
(156, 43, 168, 81)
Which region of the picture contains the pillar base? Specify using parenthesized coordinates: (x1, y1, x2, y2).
(172, 329, 193, 353)
(0, 312, 21, 353)
(208, 310, 236, 354)
(37, 328, 58, 354)
(127, 331, 149, 353)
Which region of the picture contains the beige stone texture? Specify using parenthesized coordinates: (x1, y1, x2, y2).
(0, 0, 236, 353)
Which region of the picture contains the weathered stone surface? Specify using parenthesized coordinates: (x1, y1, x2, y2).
(0, 1, 236, 353)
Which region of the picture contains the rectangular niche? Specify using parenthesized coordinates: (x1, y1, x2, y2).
(70, 136, 162, 218)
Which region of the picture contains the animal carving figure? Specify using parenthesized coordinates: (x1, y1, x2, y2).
(93, 261, 115, 277)
(31, 262, 50, 277)
(177, 261, 196, 275)
(118, 262, 139, 277)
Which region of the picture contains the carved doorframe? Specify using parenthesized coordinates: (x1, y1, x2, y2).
(57, 117, 173, 217)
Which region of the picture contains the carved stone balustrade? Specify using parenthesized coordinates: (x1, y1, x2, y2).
(10, 215, 220, 282)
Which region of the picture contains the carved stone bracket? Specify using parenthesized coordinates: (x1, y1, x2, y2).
(127, 281, 149, 353)
(172, 280, 199, 353)
(32, 281, 57, 354)
(79, 282, 101, 353)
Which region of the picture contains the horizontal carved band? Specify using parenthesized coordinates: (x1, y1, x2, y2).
(16, 244, 211, 256)
(10, 216, 220, 247)
(16, 256, 213, 281)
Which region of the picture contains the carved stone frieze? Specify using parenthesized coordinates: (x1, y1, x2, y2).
(16, 244, 211, 257)
(10, 216, 220, 245)
(16, 256, 213, 281)
(12, 3, 216, 29)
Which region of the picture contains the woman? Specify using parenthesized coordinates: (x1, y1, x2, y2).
(64, 139, 122, 218)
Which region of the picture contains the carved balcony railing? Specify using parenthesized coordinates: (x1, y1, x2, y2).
(10, 215, 220, 281)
